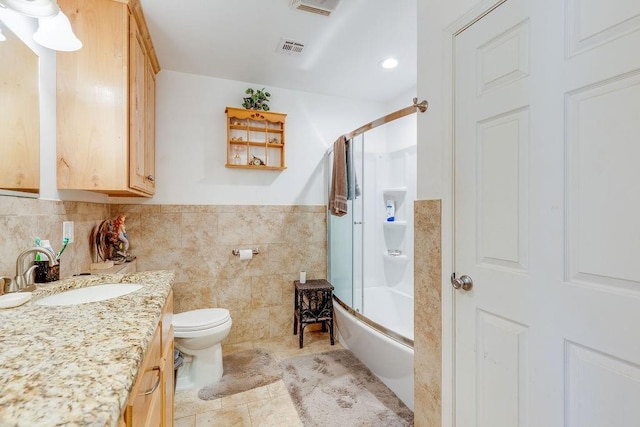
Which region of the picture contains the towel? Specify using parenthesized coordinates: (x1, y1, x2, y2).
(329, 135, 348, 216)
(346, 138, 361, 200)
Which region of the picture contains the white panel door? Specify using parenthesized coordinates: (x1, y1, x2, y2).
(453, 0, 640, 425)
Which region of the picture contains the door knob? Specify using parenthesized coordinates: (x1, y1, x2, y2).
(450, 273, 473, 291)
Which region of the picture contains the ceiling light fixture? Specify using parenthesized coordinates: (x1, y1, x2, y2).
(379, 58, 398, 69)
(33, 11, 81, 51)
(0, 0, 81, 51)
(0, 0, 59, 18)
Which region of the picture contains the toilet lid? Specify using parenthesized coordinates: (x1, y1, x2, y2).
(173, 308, 230, 332)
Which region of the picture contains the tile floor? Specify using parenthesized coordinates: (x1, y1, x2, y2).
(174, 330, 343, 427)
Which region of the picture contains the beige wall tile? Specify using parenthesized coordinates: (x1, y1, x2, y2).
(228, 307, 270, 344)
(0, 198, 109, 280)
(1, 200, 327, 345)
(414, 199, 442, 427)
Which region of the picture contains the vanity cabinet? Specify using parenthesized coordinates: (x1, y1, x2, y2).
(225, 107, 287, 170)
(123, 290, 174, 426)
(57, 0, 159, 197)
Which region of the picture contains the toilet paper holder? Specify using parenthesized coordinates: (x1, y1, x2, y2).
(232, 248, 260, 256)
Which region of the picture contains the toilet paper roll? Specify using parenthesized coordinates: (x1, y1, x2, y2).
(238, 249, 253, 260)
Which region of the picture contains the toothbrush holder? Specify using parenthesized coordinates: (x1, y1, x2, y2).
(34, 260, 60, 283)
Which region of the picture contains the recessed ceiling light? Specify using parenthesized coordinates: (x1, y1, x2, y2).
(379, 58, 398, 69)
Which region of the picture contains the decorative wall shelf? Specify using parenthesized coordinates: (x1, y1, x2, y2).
(225, 107, 287, 170)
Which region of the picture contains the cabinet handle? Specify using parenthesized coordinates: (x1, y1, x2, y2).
(141, 366, 161, 396)
(146, 175, 155, 182)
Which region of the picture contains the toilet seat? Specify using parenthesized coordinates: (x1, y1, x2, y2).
(173, 308, 230, 332)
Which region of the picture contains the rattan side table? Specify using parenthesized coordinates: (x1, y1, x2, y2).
(293, 279, 335, 349)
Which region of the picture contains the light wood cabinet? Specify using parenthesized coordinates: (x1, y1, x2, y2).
(57, 0, 159, 197)
(0, 27, 39, 193)
(225, 107, 287, 170)
(123, 290, 174, 426)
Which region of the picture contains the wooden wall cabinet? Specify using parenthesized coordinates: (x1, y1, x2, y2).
(0, 28, 39, 193)
(57, 0, 159, 197)
(123, 291, 174, 426)
(225, 107, 287, 170)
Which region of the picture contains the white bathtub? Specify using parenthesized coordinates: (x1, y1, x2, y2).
(362, 286, 414, 341)
(334, 296, 415, 410)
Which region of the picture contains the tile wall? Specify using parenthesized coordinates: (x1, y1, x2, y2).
(414, 199, 442, 426)
(0, 197, 109, 280)
(1, 198, 328, 345)
(109, 204, 327, 344)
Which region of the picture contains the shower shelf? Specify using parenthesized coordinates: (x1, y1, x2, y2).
(382, 251, 409, 262)
(383, 220, 407, 227)
(382, 187, 407, 196)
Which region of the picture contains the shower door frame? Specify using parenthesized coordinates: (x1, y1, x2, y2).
(326, 98, 429, 347)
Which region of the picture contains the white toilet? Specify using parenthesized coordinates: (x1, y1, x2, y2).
(173, 308, 232, 391)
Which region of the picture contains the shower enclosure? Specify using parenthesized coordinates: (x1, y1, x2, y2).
(327, 100, 424, 409)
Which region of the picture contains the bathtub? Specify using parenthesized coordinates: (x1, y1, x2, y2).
(333, 291, 415, 410)
(362, 286, 414, 341)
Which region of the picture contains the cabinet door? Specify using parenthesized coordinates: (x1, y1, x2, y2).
(144, 59, 156, 194)
(57, 0, 128, 192)
(161, 294, 173, 426)
(162, 331, 174, 426)
(129, 16, 149, 193)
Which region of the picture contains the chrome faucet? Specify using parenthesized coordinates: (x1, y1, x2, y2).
(1, 247, 58, 293)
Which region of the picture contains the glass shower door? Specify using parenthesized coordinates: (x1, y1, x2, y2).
(328, 199, 354, 307)
(327, 144, 354, 308)
(327, 136, 364, 314)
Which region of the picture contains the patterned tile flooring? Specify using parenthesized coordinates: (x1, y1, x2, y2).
(174, 330, 342, 427)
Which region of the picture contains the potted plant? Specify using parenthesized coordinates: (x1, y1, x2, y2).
(242, 88, 271, 111)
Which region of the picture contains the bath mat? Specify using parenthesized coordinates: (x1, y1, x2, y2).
(281, 349, 414, 426)
(198, 348, 282, 400)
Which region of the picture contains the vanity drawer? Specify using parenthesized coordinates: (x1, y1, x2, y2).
(124, 325, 162, 426)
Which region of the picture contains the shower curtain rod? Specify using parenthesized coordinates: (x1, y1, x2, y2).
(345, 97, 429, 140)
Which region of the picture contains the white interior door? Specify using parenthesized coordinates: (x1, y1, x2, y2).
(453, 0, 640, 425)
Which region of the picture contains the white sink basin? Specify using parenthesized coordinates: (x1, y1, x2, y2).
(35, 283, 144, 306)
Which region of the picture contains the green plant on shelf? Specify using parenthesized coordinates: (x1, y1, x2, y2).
(242, 88, 271, 111)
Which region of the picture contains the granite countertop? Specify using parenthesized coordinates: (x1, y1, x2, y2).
(0, 270, 175, 427)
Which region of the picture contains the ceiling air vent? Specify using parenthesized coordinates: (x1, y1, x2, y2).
(277, 38, 305, 56)
(290, 0, 341, 16)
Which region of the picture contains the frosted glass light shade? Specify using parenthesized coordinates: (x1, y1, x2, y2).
(33, 10, 81, 51)
(0, 0, 59, 18)
(0, 27, 6, 42)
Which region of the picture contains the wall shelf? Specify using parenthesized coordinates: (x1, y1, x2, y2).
(382, 187, 407, 196)
(225, 164, 286, 171)
(383, 220, 407, 227)
(382, 251, 409, 262)
(225, 107, 287, 169)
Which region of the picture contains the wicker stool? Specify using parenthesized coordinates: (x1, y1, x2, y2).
(293, 279, 335, 349)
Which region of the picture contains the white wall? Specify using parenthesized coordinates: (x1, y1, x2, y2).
(386, 86, 418, 153)
(111, 70, 385, 206)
